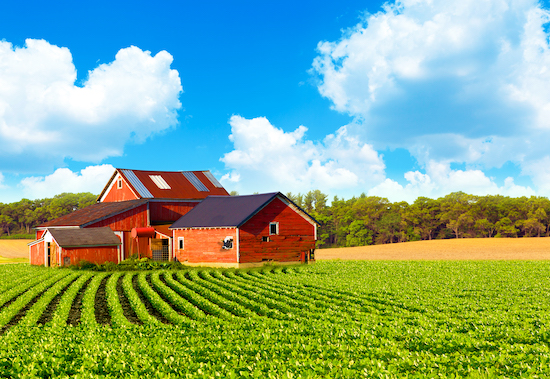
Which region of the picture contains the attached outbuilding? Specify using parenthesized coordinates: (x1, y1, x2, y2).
(170, 192, 318, 268)
(29, 227, 121, 267)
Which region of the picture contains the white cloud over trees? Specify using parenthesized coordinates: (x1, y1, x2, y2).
(309, 0, 550, 199)
(0, 39, 182, 168)
(19, 165, 115, 199)
(220, 115, 385, 197)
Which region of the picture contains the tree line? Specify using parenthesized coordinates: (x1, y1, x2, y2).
(3, 190, 550, 245)
(0, 193, 96, 236)
(287, 190, 550, 248)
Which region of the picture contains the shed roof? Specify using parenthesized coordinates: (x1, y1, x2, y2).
(170, 192, 318, 229)
(48, 227, 121, 248)
(98, 169, 229, 201)
(39, 199, 148, 228)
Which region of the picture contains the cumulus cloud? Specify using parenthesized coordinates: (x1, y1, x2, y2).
(220, 115, 385, 196)
(368, 161, 535, 202)
(0, 39, 182, 169)
(312, 0, 550, 178)
(19, 164, 115, 199)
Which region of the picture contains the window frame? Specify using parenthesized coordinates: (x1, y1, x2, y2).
(117, 177, 122, 189)
(269, 222, 279, 235)
(178, 237, 184, 250)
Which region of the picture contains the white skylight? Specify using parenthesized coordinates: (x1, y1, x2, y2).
(149, 175, 171, 190)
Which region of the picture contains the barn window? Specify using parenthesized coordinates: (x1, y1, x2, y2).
(262, 236, 270, 242)
(117, 178, 122, 189)
(269, 222, 279, 235)
(223, 236, 233, 249)
(178, 237, 184, 250)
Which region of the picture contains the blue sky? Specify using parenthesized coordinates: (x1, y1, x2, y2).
(1, 0, 550, 203)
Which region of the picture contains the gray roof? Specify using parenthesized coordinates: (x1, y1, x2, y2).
(49, 227, 121, 248)
(170, 192, 282, 228)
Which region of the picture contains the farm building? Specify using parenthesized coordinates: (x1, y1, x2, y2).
(170, 192, 318, 268)
(29, 227, 121, 266)
(29, 168, 229, 266)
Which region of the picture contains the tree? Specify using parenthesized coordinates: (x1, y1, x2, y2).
(346, 220, 373, 247)
(0, 214, 15, 236)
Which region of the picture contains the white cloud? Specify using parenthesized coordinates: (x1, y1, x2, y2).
(19, 164, 115, 199)
(368, 161, 535, 202)
(312, 0, 550, 186)
(0, 172, 6, 189)
(0, 39, 182, 169)
(220, 115, 385, 196)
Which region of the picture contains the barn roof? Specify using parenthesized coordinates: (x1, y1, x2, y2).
(39, 199, 149, 228)
(48, 227, 121, 248)
(98, 169, 229, 201)
(170, 192, 318, 229)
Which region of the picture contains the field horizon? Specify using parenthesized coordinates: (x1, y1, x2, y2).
(316, 237, 550, 260)
(2, 237, 550, 264)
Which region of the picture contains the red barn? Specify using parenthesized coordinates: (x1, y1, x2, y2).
(29, 168, 229, 266)
(170, 192, 318, 268)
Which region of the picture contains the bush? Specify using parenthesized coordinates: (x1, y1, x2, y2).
(69, 256, 186, 271)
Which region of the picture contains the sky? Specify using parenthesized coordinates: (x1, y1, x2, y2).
(1, 0, 550, 203)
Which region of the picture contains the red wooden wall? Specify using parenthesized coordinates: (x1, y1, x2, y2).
(239, 197, 315, 264)
(61, 246, 119, 266)
(29, 241, 44, 266)
(174, 228, 238, 264)
(86, 204, 148, 258)
(102, 176, 138, 202)
(149, 201, 198, 223)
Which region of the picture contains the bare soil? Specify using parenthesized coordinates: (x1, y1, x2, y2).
(316, 237, 550, 260)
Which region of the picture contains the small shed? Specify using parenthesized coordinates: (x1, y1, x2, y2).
(29, 227, 121, 267)
(170, 192, 318, 268)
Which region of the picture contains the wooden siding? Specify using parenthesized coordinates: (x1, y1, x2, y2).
(239, 197, 315, 264)
(61, 246, 119, 266)
(29, 241, 44, 266)
(87, 204, 148, 232)
(149, 201, 198, 223)
(102, 175, 139, 202)
(86, 204, 148, 259)
(36, 230, 45, 240)
(174, 228, 238, 264)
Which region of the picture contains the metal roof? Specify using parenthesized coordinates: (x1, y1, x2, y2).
(39, 199, 149, 227)
(170, 193, 278, 228)
(169, 192, 319, 229)
(48, 227, 121, 248)
(105, 169, 229, 200)
(121, 169, 154, 198)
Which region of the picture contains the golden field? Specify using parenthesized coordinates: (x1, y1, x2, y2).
(315, 237, 550, 261)
(2, 238, 550, 263)
(0, 239, 31, 263)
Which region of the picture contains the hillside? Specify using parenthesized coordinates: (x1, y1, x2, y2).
(316, 237, 550, 260)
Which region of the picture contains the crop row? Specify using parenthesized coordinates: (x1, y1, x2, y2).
(0, 267, 381, 331)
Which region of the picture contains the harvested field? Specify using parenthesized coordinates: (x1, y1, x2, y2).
(316, 237, 550, 260)
(0, 240, 31, 263)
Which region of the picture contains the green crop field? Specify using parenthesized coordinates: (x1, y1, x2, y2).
(0, 261, 549, 378)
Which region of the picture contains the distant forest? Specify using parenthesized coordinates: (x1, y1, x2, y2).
(286, 190, 550, 248)
(2, 191, 550, 246)
(0, 193, 96, 236)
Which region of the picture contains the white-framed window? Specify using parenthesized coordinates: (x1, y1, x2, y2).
(269, 222, 279, 235)
(178, 237, 184, 250)
(117, 177, 122, 189)
(222, 236, 233, 249)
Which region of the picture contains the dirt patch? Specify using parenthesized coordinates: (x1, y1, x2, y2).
(0, 240, 32, 261)
(316, 237, 550, 261)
